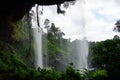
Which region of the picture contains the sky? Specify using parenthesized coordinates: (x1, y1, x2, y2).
(33, 0, 120, 41)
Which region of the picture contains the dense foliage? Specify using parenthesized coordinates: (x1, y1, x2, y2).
(0, 16, 86, 80)
(42, 22, 68, 69)
(0, 11, 119, 80)
(91, 39, 120, 80)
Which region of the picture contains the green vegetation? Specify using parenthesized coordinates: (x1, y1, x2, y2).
(42, 22, 68, 68)
(0, 15, 85, 80)
(0, 14, 119, 80)
(91, 38, 120, 80)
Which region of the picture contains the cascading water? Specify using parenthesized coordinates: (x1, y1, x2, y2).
(67, 37, 89, 71)
(76, 0, 89, 71)
(30, 5, 43, 68)
(33, 28, 43, 68)
(66, 0, 89, 71)
(76, 37, 89, 70)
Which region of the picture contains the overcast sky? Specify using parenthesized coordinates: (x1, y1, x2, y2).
(36, 0, 120, 41)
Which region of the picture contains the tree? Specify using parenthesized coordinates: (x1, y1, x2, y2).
(113, 35, 120, 39)
(58, 30, 65, 40)
(50, 23, 59, 39)
(113, 19, 120, 32)
(44, 22, 61, 40)
(91, 39, 120, 80)
(43, 22, 67, 68)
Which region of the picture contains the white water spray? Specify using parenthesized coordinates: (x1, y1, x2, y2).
(76, 37, 89, 70)
(77, 0, 89, 71)
(66, 0, 89, 71)
(33, 28, 43, 68)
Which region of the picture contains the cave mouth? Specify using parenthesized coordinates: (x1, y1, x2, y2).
(0, 0, 75, 42)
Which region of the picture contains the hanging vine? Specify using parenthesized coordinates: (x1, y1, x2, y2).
(36, 5, 40, 32)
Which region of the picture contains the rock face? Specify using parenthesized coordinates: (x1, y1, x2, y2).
(0, 0, 75, 22)
(0, 0, 74, 42)
(0, 2, 34, 42)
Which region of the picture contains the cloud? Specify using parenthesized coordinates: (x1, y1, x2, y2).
(37, 0, 120, 41)
(84, 0, 120, 41)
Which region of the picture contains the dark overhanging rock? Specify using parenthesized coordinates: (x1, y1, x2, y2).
(36, 0, 75, 5)
(0, 0, 75, 42)
(0, 0, 75, 22)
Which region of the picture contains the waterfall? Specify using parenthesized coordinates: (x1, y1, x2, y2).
(30, 4, 43, 69)
(65, 0, 89, 71)
(67, 37, 89, 71)
(76, 0, 89, 71)
(76, 38, 89, 70)
(33, 28, 43, 68)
